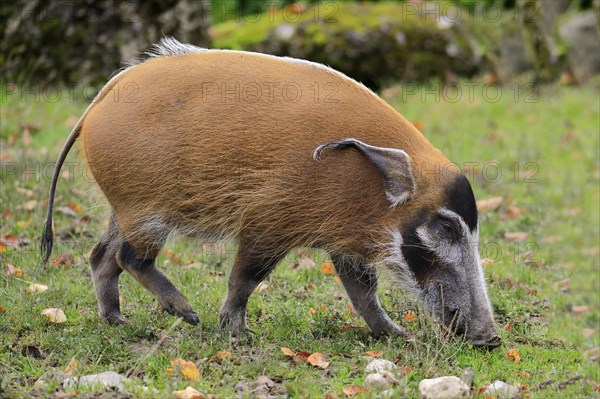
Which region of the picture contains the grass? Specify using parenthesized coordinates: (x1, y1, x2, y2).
(0, 80, 598, 398)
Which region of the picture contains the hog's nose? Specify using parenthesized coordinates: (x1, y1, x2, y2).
(471, 334, 502, 349)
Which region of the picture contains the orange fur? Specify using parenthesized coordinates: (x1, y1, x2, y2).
(76, 49, 453, 260)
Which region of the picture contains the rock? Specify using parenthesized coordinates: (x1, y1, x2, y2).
(418, 376, 469, 399)
(459, 368, 475, 387)
(34, 368, 68, 387)
(251, 375, 275, 393)
(365, 359, 397, 373)
(63, 371, 130, 391)
(559, 11, 600, 82)
(364, 371, 400, 391)
(484, 380, 519, 399)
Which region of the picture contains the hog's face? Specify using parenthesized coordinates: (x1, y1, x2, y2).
(400, 175, 500, 347)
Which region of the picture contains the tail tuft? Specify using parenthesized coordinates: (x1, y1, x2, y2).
(40, 217, 54, 265)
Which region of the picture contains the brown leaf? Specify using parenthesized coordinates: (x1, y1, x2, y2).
(339, 324, 362, 333)
(0, 234, 20, 248)
(307, 352, 329, 369)
(17, 200, 37, 211)
(365, 350, 384, 358)
(208, 350, 232, 363)
(163, 249, 183, 265)
(173, 386, 205, 399)
(41, 308, 67, 323)
(321, 261, 336, 275)
(64, 356, 78, 374)
(404, 311, 416, 321)
(15, 187, 34, 197)
(476, 196, 503, 212)
(293, 351, 311, 363)
(308, 305, 327, 316)
(67, 202, 83, 213)
(481, 258, 494, 267)
(0, 306, 5, 313)
(28, 283, 48, 293)
(255, 282, 270, 294)
(4, 264, 23, 277)
(281, 347, 295, 357)
(412, 120, 425, 132)
(506, 204, 524, 219)
(342, 385, 365, 396)
(52, 253, 74, 267)
(504, 232, 529, 243)
(571, 305, 590, 315)
(506, 348, 521, 362)
(168, 358, 200, 381)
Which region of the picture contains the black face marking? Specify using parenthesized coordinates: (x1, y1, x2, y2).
(444, 174, 478, 231)
(401, 210, 438, 285)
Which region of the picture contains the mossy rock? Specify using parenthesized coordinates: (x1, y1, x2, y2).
(211, 2, 478, 89)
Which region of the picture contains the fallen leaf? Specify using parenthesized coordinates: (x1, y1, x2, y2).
(476, 196, 503, 212)
(504, 232, 529, 243)
(41, 308, 67, 323)
(572, 305, 590, 315)
(293, 351, 311, 363)
(307, 352, 329, 369)
(16, 220, 31, 228)
(412, 120, 425, 131)
(28, 283, 48, 293)
(507, 348, 521, 362)
(17, 200, 37, 211)
(15, 187, 34, 196)
(167, 358, 200, 381)
(321, 261, 336, 275)
(324, 393, 338, 399)
(342, 385, 365, 396)
(339, 324, 362, 333)
(481, 258, 494, 267)
(505, 204, 524, 219)
(255, 282, 270, 294)
(4, 264, 23, 277)
(163, 249, 183, 265)
(64, 357, 78, 374)
(173, 386, 205, 399)
(67, 202, 83, 213)
(292, 256, 316, 270)
(518, 370, 531, 378)
(404, 311, 416, 321)
(56, 206, 78, 217)
(0, 306, 6, 313)
(308, 305, 327, 316)
(333, 275, 343, 287)
(0, 234, 19, 248)
(208, 350, 232, 363)
(365, 350, 384, 358)
(348, 304, 357, 316)
(400, 365, 413, 374)
(52, 253, 75, 267)
(281, 347, 295, 357)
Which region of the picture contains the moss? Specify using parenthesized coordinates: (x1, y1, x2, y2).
(211, 1, 477, 89)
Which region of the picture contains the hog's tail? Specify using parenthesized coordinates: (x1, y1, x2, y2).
(40, 122, 83, 265)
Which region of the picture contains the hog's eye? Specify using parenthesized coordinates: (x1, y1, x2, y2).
(441, 223, 453, 234)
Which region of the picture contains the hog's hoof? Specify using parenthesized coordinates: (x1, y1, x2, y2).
(219, 310, 246, 338)
(163, 306, 200, 325)
(102, 312, 128, 325)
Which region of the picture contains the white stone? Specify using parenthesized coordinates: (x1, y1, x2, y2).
(365, 358, 397, 373)
(364, 371, 398, 390)
(484, 380, 519, 399)
(63, 371, 129, 391)
(418, 376, 469, 399)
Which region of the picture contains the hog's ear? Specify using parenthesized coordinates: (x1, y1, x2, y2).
(313, 138, 416, 207)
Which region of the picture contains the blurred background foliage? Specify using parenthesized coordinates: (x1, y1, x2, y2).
(1, 0, 598, 90)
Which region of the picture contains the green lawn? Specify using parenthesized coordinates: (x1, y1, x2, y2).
(1, 81, 598, 398)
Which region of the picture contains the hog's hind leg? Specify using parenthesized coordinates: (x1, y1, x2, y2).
(90, 213, 126, 324)
(331, 254, 407, 337)
(115, 224, 200, 325)
(220, 242, 284, 338)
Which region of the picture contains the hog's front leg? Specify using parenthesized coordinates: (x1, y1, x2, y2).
(331, 254, 407, 337)
(220, 243, 284, 338)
